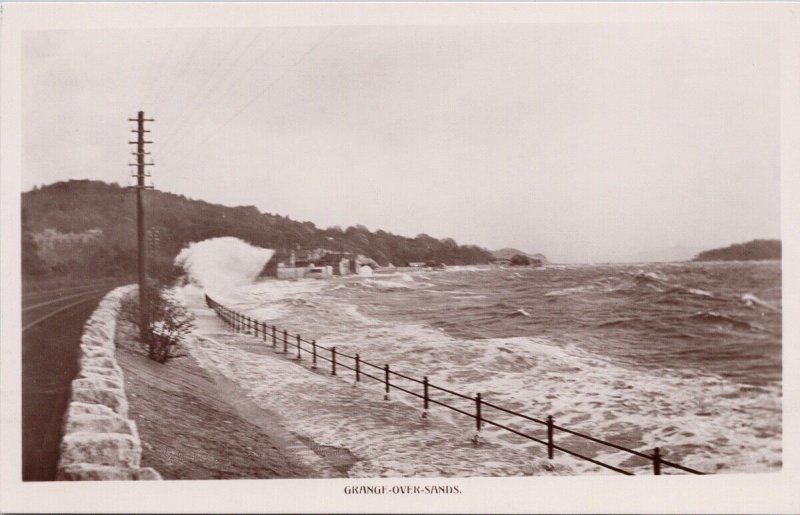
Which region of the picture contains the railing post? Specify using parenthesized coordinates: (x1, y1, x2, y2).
(312, 340, 317, 369)
(355, 354, 361, 382)
(331, 347, 337, 375)
(283, 329, 288, 353)
(547, 415, 554, 459)
(272, 326, 276, 348)
(422, 376, 429, 418)
(262, 321, 266, 341)
(652, 447, 662, 475)
(475, 393, 482, 432)
(384, 364, 390, 400)
(296, 335, 302, 360)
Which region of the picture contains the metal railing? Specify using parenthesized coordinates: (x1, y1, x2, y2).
(205, 294, 705, 476)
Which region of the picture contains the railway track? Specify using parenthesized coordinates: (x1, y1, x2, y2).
(21, 281, 126, 480)
(22, 283, 123, 332)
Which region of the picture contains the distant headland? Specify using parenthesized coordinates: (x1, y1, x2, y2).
(692, 239, 781, 262)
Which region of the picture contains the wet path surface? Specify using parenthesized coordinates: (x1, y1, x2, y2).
(115, 321, 346, 479)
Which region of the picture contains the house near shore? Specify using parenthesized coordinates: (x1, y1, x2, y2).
(275, 261, 334, 279)
(316, 253, 351, 276)
(268, 248, 380, 279)
(32, 228, 103, 265)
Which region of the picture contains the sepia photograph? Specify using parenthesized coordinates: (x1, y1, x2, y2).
(1, 2, 799, 513)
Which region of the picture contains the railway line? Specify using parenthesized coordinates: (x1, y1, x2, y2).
(22, 283, 123, 332)
(21, 281, 125, 481)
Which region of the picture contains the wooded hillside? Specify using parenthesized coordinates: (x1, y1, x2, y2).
(22, 180, 492, 279)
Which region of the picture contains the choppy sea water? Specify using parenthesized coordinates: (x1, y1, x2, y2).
(197, 261, 782, 475)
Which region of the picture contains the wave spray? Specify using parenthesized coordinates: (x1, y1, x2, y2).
(174, 237, 274, 294)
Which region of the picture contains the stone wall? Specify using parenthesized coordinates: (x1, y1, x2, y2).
(56, 285, 162, 481)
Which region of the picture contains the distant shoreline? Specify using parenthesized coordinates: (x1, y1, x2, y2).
(692, 239, 780, 262)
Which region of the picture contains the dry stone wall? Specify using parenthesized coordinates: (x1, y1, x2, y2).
(56, 285, 162, 481)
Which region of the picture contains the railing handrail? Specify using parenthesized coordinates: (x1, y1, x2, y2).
(203, 293, 705, 476)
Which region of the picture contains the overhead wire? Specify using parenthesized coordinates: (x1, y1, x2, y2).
(154, 28, 264, 155)
(140, 30, 182, 113)
(156, 29, 286, 162)
(145, 32, 197, 117)
(159, 26, 338, 164)
(129, 30, 184, 186)
(150, 31, 209, 119)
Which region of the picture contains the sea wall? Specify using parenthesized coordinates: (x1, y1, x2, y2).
(56, 285, 162, 481)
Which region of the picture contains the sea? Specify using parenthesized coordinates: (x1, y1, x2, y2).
(178, 250, 782, 476)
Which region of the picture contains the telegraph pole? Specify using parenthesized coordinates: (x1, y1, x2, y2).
(147, 227, 160, 279)
(128, 111, 154, 337)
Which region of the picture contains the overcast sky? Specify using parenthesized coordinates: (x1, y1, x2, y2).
(22, 23, 780, 262)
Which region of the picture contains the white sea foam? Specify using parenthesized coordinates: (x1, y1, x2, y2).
(182, 288, 561, 477)
(508, 308, 532, 318)
(182, 276, 781, 476)
(445, 265, 491, 273)
(544, 285, 594, 296)
(174, 237, 274, 294)
(364, 279, 414, 291)
(741, 293, 780, 312)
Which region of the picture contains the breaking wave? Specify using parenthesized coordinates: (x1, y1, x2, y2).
(174, 237, 274, 294)
(688, 311, 754, 331)
(741, 293, 780, 312)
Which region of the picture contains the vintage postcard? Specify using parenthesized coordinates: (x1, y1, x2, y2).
(1, 2, 798, 513)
